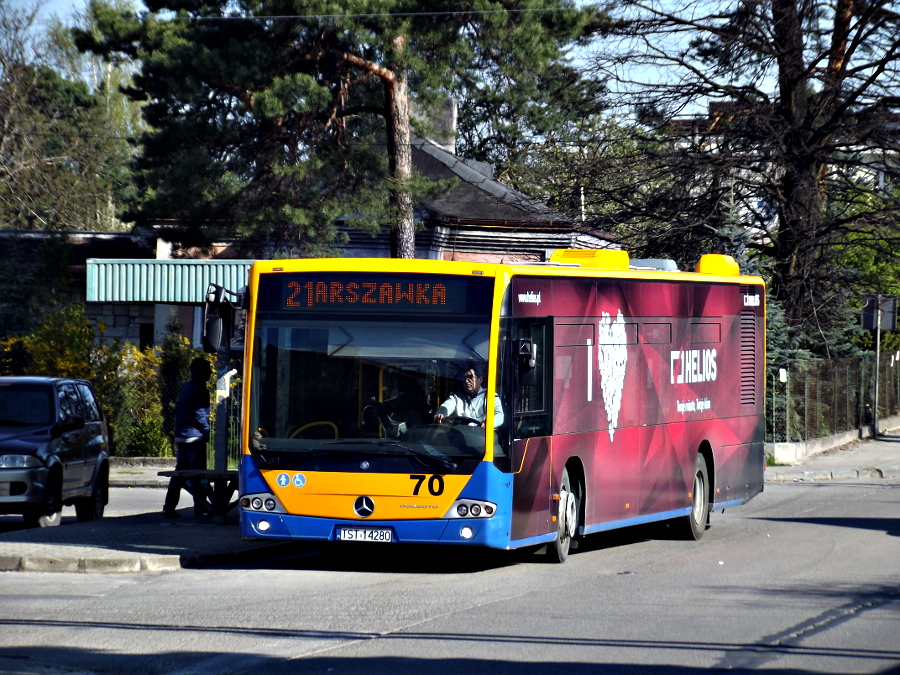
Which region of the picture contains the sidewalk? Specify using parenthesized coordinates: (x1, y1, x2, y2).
(765, 430, 900, 482)
(108, 456, 174, 488)
(1, 437, 898, 575)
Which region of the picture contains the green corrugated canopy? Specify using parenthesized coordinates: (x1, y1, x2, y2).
(86, 259, 254, 303)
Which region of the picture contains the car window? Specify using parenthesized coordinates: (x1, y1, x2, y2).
(0, 384, 54, 425)
(57, 383, 85, 421)
(76, 383, 102, 421)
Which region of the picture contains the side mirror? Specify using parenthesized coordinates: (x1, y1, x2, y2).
(51, 415, 85, 437)
(203, 283, 243, 353)
(518, 338, 536, 387)
(203, 314, 223, 354)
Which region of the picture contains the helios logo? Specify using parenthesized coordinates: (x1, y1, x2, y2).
(517, 291, 541, 305)
(670, 349, 717, 384)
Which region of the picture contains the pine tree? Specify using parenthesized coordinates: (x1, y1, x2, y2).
(76, 0, 606, 257)
(574, 0, 900, 355)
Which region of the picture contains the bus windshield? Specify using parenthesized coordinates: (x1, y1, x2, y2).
(249, 313, 495, 472)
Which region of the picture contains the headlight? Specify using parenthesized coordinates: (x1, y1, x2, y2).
(241, 492, 286, 513)
(444, 499, 496, 519)
(0, 455, 41, 469)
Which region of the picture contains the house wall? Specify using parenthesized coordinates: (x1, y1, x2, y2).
(85, 303, 157, 348)
(85, 302, 204, 351)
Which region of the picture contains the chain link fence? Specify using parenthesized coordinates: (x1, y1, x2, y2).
(767, 353, 900, 443)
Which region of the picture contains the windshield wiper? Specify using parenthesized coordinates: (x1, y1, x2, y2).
(321, 439, 458, 471)
(254, 448, 334, 467)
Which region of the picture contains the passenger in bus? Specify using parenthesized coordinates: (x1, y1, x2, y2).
(433, 365, 504, 428)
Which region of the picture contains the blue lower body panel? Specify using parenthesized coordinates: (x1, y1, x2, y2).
(239, 459, 521, 550)
(240, 509, 515, 548)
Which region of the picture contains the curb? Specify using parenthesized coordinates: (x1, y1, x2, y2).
(765, 467, 888, 482)
(109, 476, 169, 488)
(0, 553, 183, 574)
(0, 541, 300, 575)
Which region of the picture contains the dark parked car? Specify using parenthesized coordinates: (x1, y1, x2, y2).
(0, 377, 110, 527)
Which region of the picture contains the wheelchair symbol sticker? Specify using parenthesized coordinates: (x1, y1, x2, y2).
(277, 473, 290, 488)
(293, 473, 306, 488)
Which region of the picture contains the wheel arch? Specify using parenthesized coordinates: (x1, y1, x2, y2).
(95, 458, 110, 504)
(44, 459, 64, 487)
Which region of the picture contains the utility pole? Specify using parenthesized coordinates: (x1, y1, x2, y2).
(875, 295, 882, 438)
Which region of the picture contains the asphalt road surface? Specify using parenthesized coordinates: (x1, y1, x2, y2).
(0, 479, 898, 675)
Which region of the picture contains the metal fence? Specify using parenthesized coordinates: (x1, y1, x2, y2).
(767, 354, 900, 443)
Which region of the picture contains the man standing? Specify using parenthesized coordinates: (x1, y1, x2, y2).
(164, 358, 213, 518)
(433, 364, 504, 428)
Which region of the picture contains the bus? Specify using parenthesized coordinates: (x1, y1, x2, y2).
(211, 249, 766, 562)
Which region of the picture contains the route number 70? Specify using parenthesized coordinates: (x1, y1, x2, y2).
(409, 474, 444, 496)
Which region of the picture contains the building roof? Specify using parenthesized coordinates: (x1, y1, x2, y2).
(411, 137, 570, 224)
(86, 259, 252, 303)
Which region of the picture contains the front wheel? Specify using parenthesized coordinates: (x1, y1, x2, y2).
(547, 467, 579, 563)
(677, 454, 710, 540)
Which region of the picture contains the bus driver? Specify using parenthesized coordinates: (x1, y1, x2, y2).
(433, 364, 504, 428)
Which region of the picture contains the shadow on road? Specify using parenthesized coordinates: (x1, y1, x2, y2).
(757, 516, 900, 537)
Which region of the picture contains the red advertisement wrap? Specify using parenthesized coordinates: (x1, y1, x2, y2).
(510, 275, 765, 540)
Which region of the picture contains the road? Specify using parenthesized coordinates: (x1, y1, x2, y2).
(0, 479, 898, 675)
(0, 486, 166, 533)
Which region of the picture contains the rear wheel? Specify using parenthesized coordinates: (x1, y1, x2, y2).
(677, 454, 710, 540)
(25, 472, 63, 528)
(76, 468, 108, 522)
(547, 467, 579, 563)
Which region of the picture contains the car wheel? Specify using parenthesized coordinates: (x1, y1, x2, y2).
(76, 468, 108, 522)
(25, 471, 63, 528)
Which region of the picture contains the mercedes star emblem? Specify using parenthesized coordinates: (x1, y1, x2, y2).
(354, 495, 375, 518)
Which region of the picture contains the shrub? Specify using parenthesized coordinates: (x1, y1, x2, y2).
(108, 345, 171, 457)
(0, 304, 175, 456)
(158, 317, 197, 441)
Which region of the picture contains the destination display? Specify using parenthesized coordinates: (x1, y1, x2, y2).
(257, 273, 492, 315)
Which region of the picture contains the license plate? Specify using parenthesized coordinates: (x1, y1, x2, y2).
(338, 527, 393, 543)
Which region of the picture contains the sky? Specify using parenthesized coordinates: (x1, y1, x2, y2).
(13, 0, 146, 26)
(18, 0, 86, 24)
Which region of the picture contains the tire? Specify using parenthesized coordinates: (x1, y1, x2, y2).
(76, 468, 108, 522)
(678, 454, 710, 540)
(24, 472, 63, 528)
(547, 467, 579, 563)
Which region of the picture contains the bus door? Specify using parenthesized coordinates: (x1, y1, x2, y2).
(509, 320, 555, 542)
